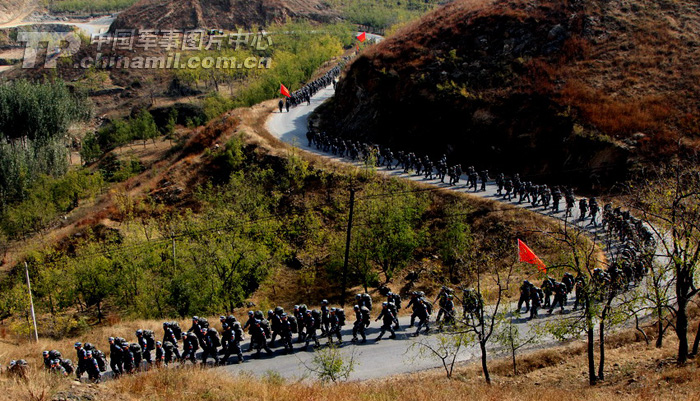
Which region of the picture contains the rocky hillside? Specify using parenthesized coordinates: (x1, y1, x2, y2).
(110, 0, 339, 31)
(315, 0, 700, 191)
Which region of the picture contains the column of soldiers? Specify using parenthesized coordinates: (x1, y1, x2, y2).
(278, 60, 349, 113)
(38, 286, 487, 383)
(305, 131, 602, 223)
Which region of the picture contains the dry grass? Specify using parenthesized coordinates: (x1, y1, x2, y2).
(561, 80, 675, 138)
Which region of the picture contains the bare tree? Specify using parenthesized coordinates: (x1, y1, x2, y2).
(460, 237, 515, 384)
(410, 329, 469, 378)
(629, 163, 700, 364)
(495, 310, 543, 375)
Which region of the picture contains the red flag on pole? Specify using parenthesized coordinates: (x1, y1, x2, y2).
(518, 239, 547, 273)
(357, 32, 366, 42)
(280, 84, 290, 98)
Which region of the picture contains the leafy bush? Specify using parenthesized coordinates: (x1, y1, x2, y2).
(96, 110, 160, 150)
(97, 154, 144, 182)
(0, 169, 104, 239)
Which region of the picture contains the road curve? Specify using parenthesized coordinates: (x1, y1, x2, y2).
(236, 83, 603, 381)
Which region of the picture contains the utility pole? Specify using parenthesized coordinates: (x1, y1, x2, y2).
(172, 234, 176, 269)
(341, 187, 356, 307)
(24, 261, 39, 342)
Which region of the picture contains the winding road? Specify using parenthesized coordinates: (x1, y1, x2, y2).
(203, 80, 607, 381)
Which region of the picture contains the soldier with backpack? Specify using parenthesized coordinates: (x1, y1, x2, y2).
(162, 341, 176, 364)
(108, 337, 122, 376)
(74, 342, 87, 380)
(278, 314, 295, 354)
(361, 293, 373, 311)
(406, 291, 421, 327)
(438, 294, 455, 329)
(155, 341, 165, 367)
(201, 327, 220, 365)
(548, 281, 568, 314)
(320, 300, 330, 336)
(85, 351, 101, 383)
(375, 302, 397, 341)
(222, 321, 245, 363)
(327, 308, 344, 345)
(136, 329, 155, 365)
(434, 286, 454, 324)
(304, 310, 321, 349)
(121, 343, 135, 374)
(50, 359, 67, 376)
(162, 322, 182, 360)
(518, 280, 533, 313)
(250, 319, 273, 357)
(188, 316, 206, 349)
(351, 305, 367, 343)
(541, 277, 555, 307)
(268, 309, 282, 347)
(412, 298, 431, 337)
(129, 342, 142, 371)
(181, 331, 199, 364)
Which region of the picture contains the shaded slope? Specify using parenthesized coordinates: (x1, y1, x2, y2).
(315, 0, 700, 191)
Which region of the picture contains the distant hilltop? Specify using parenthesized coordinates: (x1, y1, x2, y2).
(109, 0, 340, 32)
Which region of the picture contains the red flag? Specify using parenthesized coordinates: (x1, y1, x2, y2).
(357, 32, 366, 42)
(280, 84, 290, 98)
(518, 239, 547, 273)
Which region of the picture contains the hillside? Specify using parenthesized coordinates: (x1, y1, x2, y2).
(110, 0, 339, 31)
(315, 0, 700, 191)
(0, 0, 34, 25)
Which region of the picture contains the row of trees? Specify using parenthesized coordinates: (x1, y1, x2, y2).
(0, 79, 92, 210)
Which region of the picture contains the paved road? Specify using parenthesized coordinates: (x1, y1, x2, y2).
(239, 82, 608, 381)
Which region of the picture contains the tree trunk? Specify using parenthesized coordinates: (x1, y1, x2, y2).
(676, 295, 689, 364)
(97, 301, 103, 324)
(512, 346, 517, 375)
(598, 317, 605, 380)
(656, 304, 664, 348)
(587, 324, 597, 385)
(691, 320, 700, 357)
(480, 340, 491, 384)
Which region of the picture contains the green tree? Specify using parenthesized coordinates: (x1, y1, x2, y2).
(132, 110, 159, 147)
(79, 132, 102, 164)
(355, 184, 427, 283)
